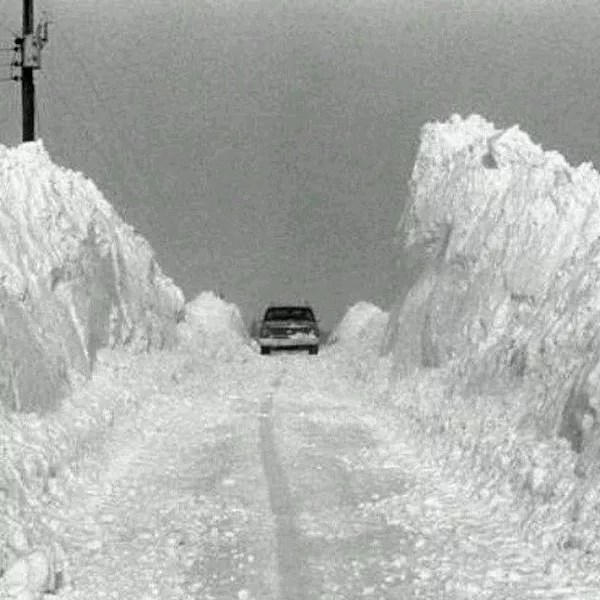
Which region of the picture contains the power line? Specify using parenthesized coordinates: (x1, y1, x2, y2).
(47, 21, 211, 251)
(36, 20, 209, 253)
(38, 68, 203, 252)
(37, 69, 146, 220)
(51, 22, 156, 207)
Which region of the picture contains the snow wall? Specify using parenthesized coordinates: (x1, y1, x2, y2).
(0, 141, 185, 414)
(383, 114, 600, 460)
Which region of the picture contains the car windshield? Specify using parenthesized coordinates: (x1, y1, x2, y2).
(264, 307, 315, 322)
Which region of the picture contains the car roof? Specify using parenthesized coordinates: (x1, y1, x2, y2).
(266, 304, 313, 310)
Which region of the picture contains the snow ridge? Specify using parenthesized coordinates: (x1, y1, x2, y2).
(0, 141, 187, 596)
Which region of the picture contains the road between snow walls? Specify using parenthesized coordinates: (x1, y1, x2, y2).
(6, 114, 600, 598)
(2, 342, 599, 599)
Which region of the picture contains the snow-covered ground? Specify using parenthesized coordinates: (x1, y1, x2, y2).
(4, 117, 600, 597)
(4, 345, 600, 598)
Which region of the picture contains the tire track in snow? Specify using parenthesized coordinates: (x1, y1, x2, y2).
(259, 378, 308, 600)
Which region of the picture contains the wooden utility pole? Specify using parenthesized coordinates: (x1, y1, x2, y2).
(22, 0, 34, 141)
(12, 0, 49, 142)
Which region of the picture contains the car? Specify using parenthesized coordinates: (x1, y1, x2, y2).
(258, 305, 320, 355)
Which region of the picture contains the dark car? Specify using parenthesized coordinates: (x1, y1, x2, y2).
(258, 305, 320, 355)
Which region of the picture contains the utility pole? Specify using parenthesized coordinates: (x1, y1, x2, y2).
(22, 0, 34, 142)
(12, 0, 49, 142)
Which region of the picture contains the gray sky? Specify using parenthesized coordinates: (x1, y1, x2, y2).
(1, 0, 600, 330)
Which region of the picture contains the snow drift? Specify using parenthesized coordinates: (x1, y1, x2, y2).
(0, 141, 185, 414)
(0, 140, 189, 595)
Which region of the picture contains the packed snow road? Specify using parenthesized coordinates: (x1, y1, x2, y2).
(46, 346, 598, 599)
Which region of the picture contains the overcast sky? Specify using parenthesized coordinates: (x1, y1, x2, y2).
(1, 0, 600, 329)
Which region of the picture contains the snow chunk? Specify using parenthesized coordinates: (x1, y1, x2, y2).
(0, 550, 52, 598)
(183, 292, 247, 337)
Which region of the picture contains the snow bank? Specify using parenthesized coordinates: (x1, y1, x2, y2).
(0, 141, 188, 594)
(380, 367, 600, 571)
(177, 291, 254, 360)
(0, 141, 185, 415)
(328, 302, 388, 384)
(0, 349, 194, 596)
(382, 114, 600, 559)
(329, 301, 388, 350)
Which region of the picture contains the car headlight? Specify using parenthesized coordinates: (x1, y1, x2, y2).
(260, 326, 270, 337)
